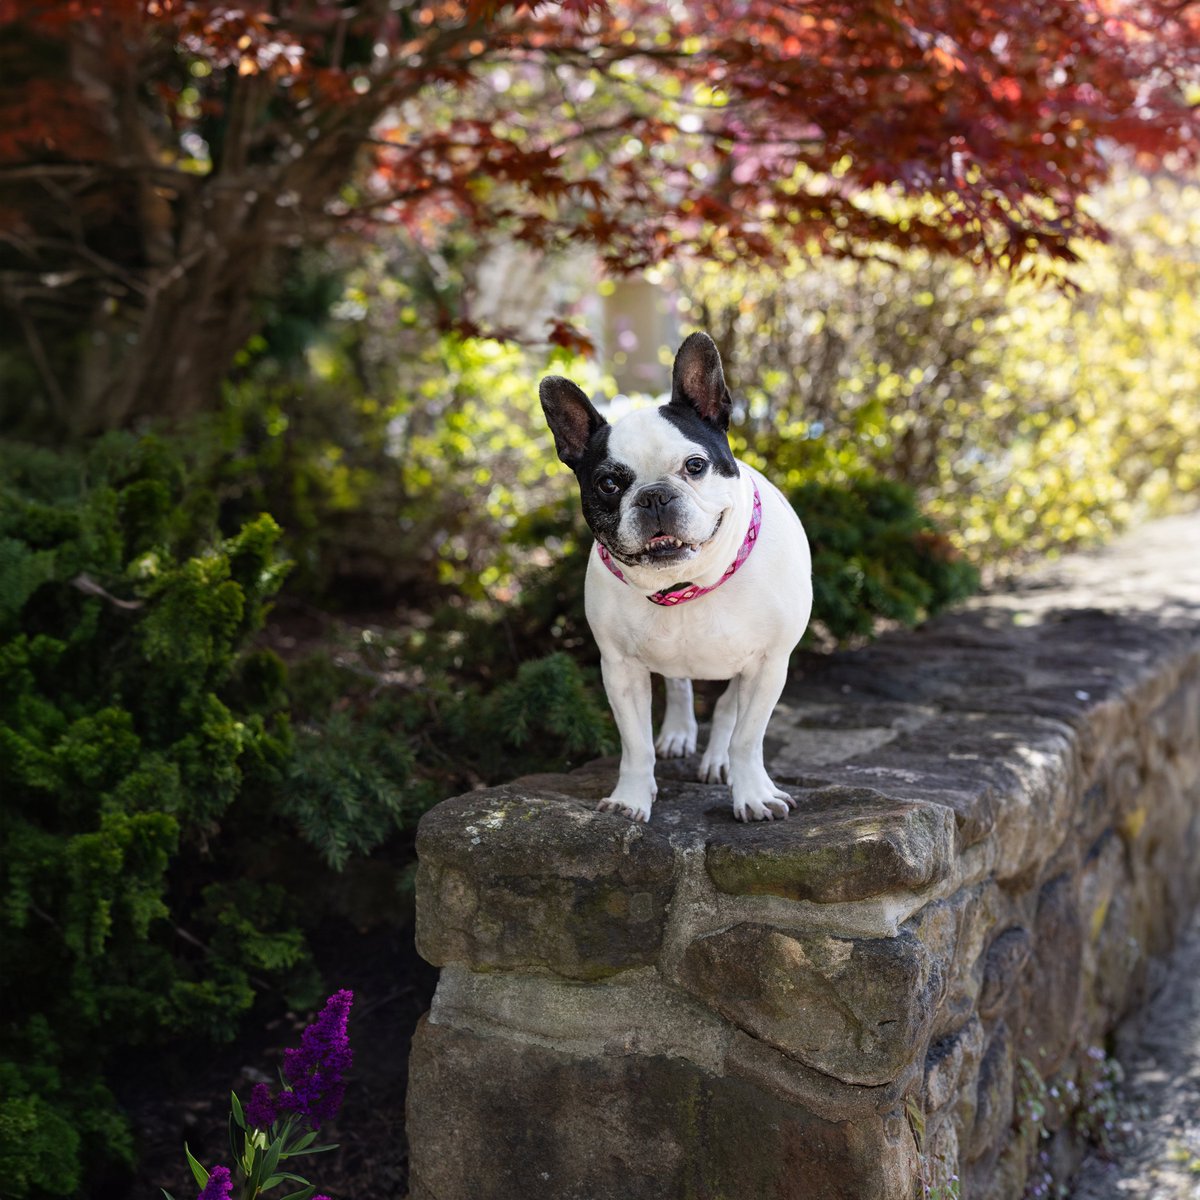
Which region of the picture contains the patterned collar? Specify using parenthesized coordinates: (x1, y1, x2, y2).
(595, 482, 762, 607)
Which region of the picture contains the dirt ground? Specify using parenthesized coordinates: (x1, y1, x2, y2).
(1070, 912, 1200, 1199)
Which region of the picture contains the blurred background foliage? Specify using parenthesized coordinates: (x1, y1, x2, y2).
(3, 134, 1199, 1200)
(681, 172, 1200, 568)
(188, 171, 1200, 629)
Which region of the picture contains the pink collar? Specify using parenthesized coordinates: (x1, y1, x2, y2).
(595, 482, 762, 606)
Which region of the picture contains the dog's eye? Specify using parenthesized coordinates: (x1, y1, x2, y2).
(684, 456, 707, 476)
(597, 476, 620, 496)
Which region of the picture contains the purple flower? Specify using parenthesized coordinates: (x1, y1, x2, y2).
(277, 989, 353, 1127)
(245, 1082, 277, 1129)
(197, 1165, 233, 1200)
(254, 990, 354, 1130)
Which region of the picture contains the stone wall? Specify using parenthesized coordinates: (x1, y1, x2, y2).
(405, 514, 1200, 1200)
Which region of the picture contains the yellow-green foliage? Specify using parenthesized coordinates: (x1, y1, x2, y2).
(677, 171, 1200, 568)
(216, 319, 615, 603)
(399, 335, 616, 597)
(212, 246, 987, 637)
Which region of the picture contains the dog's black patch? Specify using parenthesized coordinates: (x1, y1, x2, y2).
(659, 402, 739, 478)
(570, 424, 628, 548)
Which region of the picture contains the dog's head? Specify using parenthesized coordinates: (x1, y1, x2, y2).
(540, 332, 741, 572)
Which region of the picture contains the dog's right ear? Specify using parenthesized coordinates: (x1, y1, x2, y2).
(670, 331, 732, 431)
(539, 376, 607, 470)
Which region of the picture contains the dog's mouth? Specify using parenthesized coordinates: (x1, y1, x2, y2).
(633, 513, 724, 566)
(643, 533, 698, 559)
(606, 535, 699, 570)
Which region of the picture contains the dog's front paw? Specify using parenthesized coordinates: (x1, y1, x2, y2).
(655, 719, 698, 758)
(731, 774, 796, 822)
(597, 786, 655, 823)
(597, 797, 653, 823)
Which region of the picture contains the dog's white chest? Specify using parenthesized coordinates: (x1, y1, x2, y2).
(584, 480, 811, 682)
(590, 588, 757, 681)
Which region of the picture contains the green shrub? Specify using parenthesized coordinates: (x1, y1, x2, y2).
(0, 436, 309, 1196)
(0, 429, 622, 1197)
(288, 635, 613, 819)
(792, 475, 980, 642)
(210, 323, 614, 607)
(453, 650, 615, 778)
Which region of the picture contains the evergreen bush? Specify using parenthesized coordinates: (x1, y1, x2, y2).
(0, 436, 309, 1197)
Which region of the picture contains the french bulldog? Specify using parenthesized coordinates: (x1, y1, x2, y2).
(539, 331, 813, 823)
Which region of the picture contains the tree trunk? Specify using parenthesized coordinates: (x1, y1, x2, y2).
(1, 21, 397, 438)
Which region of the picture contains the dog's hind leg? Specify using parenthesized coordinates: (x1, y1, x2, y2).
(698, 680, 737, 784)
(655, 676, 698, 757)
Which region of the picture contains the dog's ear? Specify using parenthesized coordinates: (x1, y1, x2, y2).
(540, 376, 607, 469)
(670, 331, 732, 431)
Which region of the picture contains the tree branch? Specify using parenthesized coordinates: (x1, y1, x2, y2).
(8, 296, 69, 423)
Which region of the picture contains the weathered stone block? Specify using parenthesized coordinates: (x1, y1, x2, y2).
(924, 1016, 984, 1123)
(722, 1028, 917, 1123)
(677, 923, 942, 1086)
(978, 927, 1032, 1021)
(415, 789, 675, 980)
(1018, 875, 1084, 1074)
(923, 884, 1011, 1041)
(704, 787, 957, 903)
(407, 1017, 918, 1200)
(969, 1021, 1015, 1163)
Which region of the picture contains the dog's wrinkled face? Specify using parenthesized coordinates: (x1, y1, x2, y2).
(540, 333, 741, 571)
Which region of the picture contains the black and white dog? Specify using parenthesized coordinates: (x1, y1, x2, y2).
(540, 331, 812, 823)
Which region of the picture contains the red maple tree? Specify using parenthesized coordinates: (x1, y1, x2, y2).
(1, 0, 1196, 431)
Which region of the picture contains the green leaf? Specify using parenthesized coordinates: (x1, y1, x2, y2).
(246, 1145, 264, 1196)
(184, 1143, 209, 1189)
(259, 1136, 284, 1185)
(277, 1188, 316, 1200)
(280, 1129, 316, 1157)
(262, 1172, 312, 1189)
(230, 1090, 247, 1130)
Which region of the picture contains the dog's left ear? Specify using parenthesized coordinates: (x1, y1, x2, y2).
(670, 331, 732, 431)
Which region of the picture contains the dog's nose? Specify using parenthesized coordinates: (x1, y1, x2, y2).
(634, 486, 675, 516)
